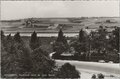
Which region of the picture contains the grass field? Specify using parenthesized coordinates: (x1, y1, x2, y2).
(1, 17, 120, 33)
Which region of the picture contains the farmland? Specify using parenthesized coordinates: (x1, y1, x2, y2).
(1, 17, 120, 34)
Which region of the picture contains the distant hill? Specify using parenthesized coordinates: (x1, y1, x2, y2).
(1, 17, 119, 32)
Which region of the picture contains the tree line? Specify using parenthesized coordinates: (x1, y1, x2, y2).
(52, 26, 120, 63)
(1, 30, 80, 78)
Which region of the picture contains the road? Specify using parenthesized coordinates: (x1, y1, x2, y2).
(55, 60, 120, 76)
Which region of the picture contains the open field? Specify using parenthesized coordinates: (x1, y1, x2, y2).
(1, 17, 120, 33)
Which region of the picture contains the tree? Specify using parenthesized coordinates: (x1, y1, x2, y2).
(71, 29, 89, 54)
(55, 63, 80, 78)
(18, 46, 33, 74)
(92, 26, 107, 50)
(1, 32, 33, 77)
(98, 26, 107, 39)
(56, 29, 67, 44)
(1, 30, 6, 48)
(71, 41, 88, 54)
(52, 42, 69, 58)
(1, 39, 33, 77)
(2, 34, 14, 53)
(6, 34, 12, 40)
(1, 30, 5, 39)
(1, 31, 57, 78)
(79, 29, 85, 42)
(14, 32, 22, 43)
(53, 29, 69, 55)
(112, 27, 119, 51)
(30, 31, 41, 50)
(31, 48, 55, 77)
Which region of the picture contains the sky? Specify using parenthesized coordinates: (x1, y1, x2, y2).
(1, 1, 119, 20)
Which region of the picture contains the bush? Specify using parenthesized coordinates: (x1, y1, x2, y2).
(55, 63, 80, 78)
(91, 74, 96, 79)
(97, 73, 104, 79)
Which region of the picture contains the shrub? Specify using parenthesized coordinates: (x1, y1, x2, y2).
(55, 63, 80, 78)
(97, 73, 104, 79)
(91, 74, 96, 79)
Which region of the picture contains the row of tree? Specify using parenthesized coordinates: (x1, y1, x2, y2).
(1, 30, 80, 78)
(53, 26, 119, 62)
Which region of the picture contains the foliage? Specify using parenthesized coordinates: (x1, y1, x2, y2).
(91, 26, 107, 50)
(1, 32, 33, 76)
(69, 26, 120, 62)
(1, 31, 56, 78)
(79, 29, 85, 42)
(53, 29, 69, 55)
(55, 63, 80, 78)
(97, 73, 104, 79)
(53, 42, 69, 55)
(112, 27, 119, 51)
(56, 29, 67, 44)
(91, 74, 96, 79)
(31, 47, 55, 77)
(1, 30, 5, 39)
(14, 32, 22, 43)
(30, 31, 41, 50)
(70, 29, 89, 54)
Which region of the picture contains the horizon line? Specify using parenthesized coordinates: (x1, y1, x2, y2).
(1, 16, 120, 21)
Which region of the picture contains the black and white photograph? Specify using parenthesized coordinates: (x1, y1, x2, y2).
(0, 0, 120, 79)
